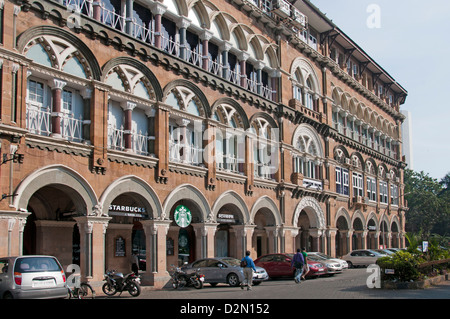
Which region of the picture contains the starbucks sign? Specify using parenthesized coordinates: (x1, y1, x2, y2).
(174, 205, 192, 228)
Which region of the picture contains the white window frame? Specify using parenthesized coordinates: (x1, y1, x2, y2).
(352, 172, 363, 197)
(336, 167, 349, 196)
(27, 78, 46, 109)
(367, 177, 377, 202)
(379, 180, 388, 204)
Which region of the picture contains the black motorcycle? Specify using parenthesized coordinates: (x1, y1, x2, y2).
(102, 270, 141, 297)
(171, 265, 204, 289)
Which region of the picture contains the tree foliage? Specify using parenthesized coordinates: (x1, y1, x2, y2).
(404, 170, 450, 242)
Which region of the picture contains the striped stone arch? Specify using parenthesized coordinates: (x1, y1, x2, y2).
(17, 25, 102, 81)
(292, 197, 326, 230)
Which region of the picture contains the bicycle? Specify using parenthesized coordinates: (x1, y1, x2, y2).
(67, 282, 96, 299)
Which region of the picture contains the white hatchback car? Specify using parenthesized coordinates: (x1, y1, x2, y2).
(0, 255, 68, 299)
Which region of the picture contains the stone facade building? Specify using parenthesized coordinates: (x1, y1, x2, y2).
(0, 0, 408, 287)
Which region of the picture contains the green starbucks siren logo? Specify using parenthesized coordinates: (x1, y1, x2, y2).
(174, 205, 192, 228)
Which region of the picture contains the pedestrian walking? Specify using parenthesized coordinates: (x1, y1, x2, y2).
(240, 250, 256, 291)
(131, 253, 139, 275)
(291, 248, 304, 284)
(301, 247, 309, 281)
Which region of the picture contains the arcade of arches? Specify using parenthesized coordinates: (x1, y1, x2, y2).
(3, 166, 404, 288)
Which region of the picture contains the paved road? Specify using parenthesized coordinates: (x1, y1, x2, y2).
(95, 268, 450, 300)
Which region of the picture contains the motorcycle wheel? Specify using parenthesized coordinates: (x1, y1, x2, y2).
(102, 283, 117, 296)
(172, 280, 179, 289)
(193, 279, 203, 289)
(128, 282, 141, 297)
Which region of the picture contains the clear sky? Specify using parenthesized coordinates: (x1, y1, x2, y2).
(310, 0, 450, 181)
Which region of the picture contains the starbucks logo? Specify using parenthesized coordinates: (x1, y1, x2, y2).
(174, 205, 192, 228)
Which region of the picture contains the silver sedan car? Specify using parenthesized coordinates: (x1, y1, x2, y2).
(182, 257, 269, 287)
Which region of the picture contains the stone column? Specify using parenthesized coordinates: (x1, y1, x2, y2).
(265, 226, 279, 254)
(176, 118, 190, 163)
(141, 219, 171, 288)
(121, 101, 136, 152)
(239, 51, 250, 88)
(150, 2, 168, 49)
(309, 228, 323, 252)
(220, 40, 232, 79)
(125, 0, 134, 36)
(326, 228, 337, 257)
(92, 1, 102, 21)
(176, 16, 191, 60)
(74, 216, 111, 283)
(49, 79, 67, 138)
(192, 223, 218, 259)
(200, 29, 213, 71)
(254, 61, 265, 95)
(81, 88, 92, 144)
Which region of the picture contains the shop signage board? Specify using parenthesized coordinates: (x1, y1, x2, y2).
(174, 205, 192, 228)
(217, 213, 237, 224)
(108, 205, 146, 218)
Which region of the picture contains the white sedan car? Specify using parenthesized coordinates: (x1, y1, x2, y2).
(307, 252, 348, 270)
(342, 249, 387, 268)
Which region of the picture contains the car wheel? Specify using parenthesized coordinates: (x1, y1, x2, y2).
(347, 261, 353, 268)
(227, 273, 240, 287)
(3, 292, 13, 299)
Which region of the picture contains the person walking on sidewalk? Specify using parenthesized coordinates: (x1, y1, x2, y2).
(301, 247, 309, 281)
(240, 250, 257, 291)
(291, 248, 305, 284)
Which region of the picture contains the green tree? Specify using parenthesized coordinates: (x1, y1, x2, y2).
(404, 170, 447, 239)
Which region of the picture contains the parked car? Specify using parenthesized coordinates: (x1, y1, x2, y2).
(182, 257, 269, 287)
(307, 252, 349, 269)
(306, 254, 343, 275)
(341, 249, 387, 268)
(374, 249, 395, 256)
(0, 255, 68, 299)
(254, 253, 327, 279)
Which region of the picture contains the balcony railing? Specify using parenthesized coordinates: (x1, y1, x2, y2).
(26, 105, 85, 142)
(26, 106, 51, 137)
(216, 151, 239, 173)
(169, 140, 202, 166)
(58, 0, 277, 101)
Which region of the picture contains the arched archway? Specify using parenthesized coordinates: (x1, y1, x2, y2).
(99, 176, 163, 273)
(163, 184, 211, 265)
(14, 165, 98, 274)
(292, 197, 326, 252)
(335, 208, 351, 257)
(211, 191, 249, 258)
(250, 196, 281, 257)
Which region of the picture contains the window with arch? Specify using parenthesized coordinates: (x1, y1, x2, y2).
(165, 87, 206, 166)
(105, 64, 156, 155)
(23, 36, 92, 142)
(250, 117, 278, 180)
(213, 104, 245, 174)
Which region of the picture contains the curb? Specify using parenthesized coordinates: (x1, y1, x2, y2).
(381, 274, 449, 290)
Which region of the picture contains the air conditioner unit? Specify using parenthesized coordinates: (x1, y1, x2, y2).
(396, 177, 400, 183)
(353, 196, 363, 204)
(364, 197, 370, 204)
(291, 8, 307, 28)
(345, 158, 351, 165)
(272, 0, 291, 18)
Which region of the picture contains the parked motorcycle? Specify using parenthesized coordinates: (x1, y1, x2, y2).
(102, 270, 141, 297)
(170, 265, 204, 289)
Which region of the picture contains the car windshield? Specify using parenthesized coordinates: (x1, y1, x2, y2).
(221, 258, 241, 267)
(309, 253, 327, 260)
(14, 257, 61, 273)
(315, 253, 332, 259)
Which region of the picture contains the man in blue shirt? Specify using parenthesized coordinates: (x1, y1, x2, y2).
(291, 249, 305, 284)
(240, 250, 256, 290)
